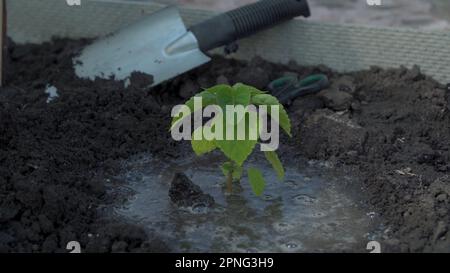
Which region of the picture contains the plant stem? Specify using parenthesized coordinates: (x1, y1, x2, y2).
(226, 170, 233, 193)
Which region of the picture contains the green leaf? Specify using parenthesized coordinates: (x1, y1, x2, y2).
(216, 138, 257, 167)
(250, 94, 291, 137)
(171, 90, 217, 130)
(245, 110, 260, 141)
(251, 94, 279, 105)
(234, 91, 251, 107)
(234, 83, 266, 95)
(272, 104, 292, 137)
(232, 84, 252, 106)
(264, 151, 285, 180)
(204, 84, 231, 95)
(216, 85, 235, 110)
(247, 168, 266, 196)
(191, 126, 216, 156)
(215, 120, 257, 166)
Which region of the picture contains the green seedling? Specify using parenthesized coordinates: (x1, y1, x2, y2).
(171, 83, 292, 196)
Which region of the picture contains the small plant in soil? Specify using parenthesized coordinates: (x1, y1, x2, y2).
(171, 83, 292, 196)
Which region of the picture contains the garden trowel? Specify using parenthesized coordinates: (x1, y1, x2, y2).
(74, 0, 310, 87)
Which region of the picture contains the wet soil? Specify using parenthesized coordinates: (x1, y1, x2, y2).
(0, 39, 449, 252)
(114, 153, 376, 252)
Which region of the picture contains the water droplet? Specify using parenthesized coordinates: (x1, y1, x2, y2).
(286, 243, 298, 249)
(216, 226, 227, 233)
(263, 194, 275, 201)
(285, 180, 299, 188)
(280, 242, 301, 252)
(312, 212, 325, 218)
(293, 194, 316, 205)
(366, 212, 376, 219)
(190, 203, 209, 214)
(273, 222, 294, 232)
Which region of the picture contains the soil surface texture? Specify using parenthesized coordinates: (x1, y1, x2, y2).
(0, 39, 449, 252)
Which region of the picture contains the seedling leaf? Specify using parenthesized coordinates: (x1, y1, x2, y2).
(171, 90, 217, 130)
(216, 85, 235, 110)
(273, 104, 292, 137)
(232, 84, 253, 106)
(251, 94, 279, 105)
(215, 119, 257, 166)
(247, 167, 266, 196)
(204, 84, 231, 95)
(216, 138, 257, 167)
(233, 83, 266, 95)
(264, 151, 285, 180)
(251, 94, 291, 137)
(234, 90, 251, 106)
(191, 126, 216, 156)
(175, 83, 292, 196)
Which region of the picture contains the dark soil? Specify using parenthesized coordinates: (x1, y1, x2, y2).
(0, 39, 449, 252)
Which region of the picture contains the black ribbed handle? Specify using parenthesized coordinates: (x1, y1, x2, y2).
(190, 0, 310, 52)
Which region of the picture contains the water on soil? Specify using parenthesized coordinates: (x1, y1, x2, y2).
(111, 153, 378, 252)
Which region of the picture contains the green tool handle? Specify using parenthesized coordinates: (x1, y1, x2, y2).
(269, 74, 330, 104)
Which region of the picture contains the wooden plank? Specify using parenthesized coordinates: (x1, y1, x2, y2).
(0, 0, 5, 86)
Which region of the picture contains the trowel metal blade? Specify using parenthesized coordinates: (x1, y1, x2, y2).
(74, 6, 211, 87)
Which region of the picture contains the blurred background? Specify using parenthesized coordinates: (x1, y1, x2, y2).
(135, 0, 450, 30)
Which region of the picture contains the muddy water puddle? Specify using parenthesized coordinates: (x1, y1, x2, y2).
(110, 153, 378, 252)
